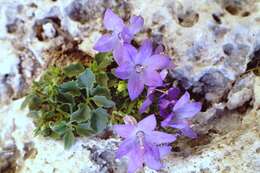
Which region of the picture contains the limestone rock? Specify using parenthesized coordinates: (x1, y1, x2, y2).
(0, 0, 260, 173)
(0, 0, 259, 105)
(254, 76, 260, 109)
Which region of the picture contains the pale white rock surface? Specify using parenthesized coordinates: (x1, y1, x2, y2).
(0, 84, 259, 173)
(0, 0, 259, 106)
(0, 0, 260, 173)
(254, 76, 260, 109)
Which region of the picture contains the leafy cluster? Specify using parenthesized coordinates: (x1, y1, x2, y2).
(90, 53, 145, 123)
(22, 8, 204, 173)
(22, 63, 114, 148)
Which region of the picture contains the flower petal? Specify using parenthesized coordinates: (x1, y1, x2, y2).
(167, 87, 180, 100)
(148, 131, 177, 144)
(115, 63, 133, 80)
(143, 69, 163, 87)
(180, 126, 197, 139)
(137, 114, 156, 131)
(125, 44, 138, 62)
(154, 44, 164, 54)
(160, 69, 168, 80)
(113, 43, 137, 65)
(175, 102, 202, 119)
(113, 44, 124, 65)
(173, 92, 190, 111)
(161, 113, 174, 127)
(129, 15, 144, 35)
(159, 146, 172, 158)
(103, 9, 124, 32)
(127, 146, 144, 173)
(144, 143, 162, 170)
(116, 138, 135, 159)
(113, 124, 135, 138)
(139, 96, 153, 113)
(94, 34, 118, 52)
(127, 73, 144, 100)
(144, 54, 170, 70)
(121, 27, 133, 43)
(134, 39, 153, 64)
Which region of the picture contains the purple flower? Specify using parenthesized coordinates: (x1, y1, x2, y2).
(115, 40, 171, 100)
(114, 115, 176, 173)
(161, 92, 202, 138)
(159, 87, 180, 117)
(94, 9, 144, 64)
(139, 87, 155, 113)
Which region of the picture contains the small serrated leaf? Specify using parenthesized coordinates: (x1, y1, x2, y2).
(28, 95, 42, 110)
(59, 81, 78, 92)
(92, 96, 115, 108)
(117, 81, 127, 92)
(70, 104, 91, 123)
(50, 121, 68, 135)
(96, 72, 109, 87)
(77, 68, 95, 90)
(58, 103, 72, 114)
(21, 95, 33, 109)
(92, 86, 110, 98)
(63, 63, 85, 77)
(95, 53, 113, 69)
(63, 130, 75, 149)
(91, 108, 108, 132)
(57, 93, 75, 105)
(75, 123, 95, 136)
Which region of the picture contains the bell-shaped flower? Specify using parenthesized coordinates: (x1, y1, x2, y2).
(161, 92, 202, 138)
(114, 115, 176, 173)
(158, 87, 180, 117)
(115, 40, 171, 100)
(94, 9, 144, 64)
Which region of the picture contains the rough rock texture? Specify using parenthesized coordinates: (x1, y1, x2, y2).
(0, 0, 260, 173)
(0, 83, 259, 173)
(0, 0, 259, 106)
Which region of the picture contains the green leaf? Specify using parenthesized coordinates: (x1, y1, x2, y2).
(50, 121, 68, 135)
(96, 72, 109, 87)
(117, 81, 127, 92)
(59, 81, 78, 92)
(91, 108, 108, 132)
(59, 81, 81, 96)
(91, 96, 115, 108)
(57, 93, 75, 105)
(70, 104, 91, 123)
(95, 53, 113, 70)
(92, 86, 110, 98)
(77, 68, 95, 90)
(27, 111, 39, 118)
(58, 103, 72, 114)
(63, 130, 75, 149)
(28, 95, 42, 110)
(63, 63, 85, 77)
(75, 123, 95, 136)
(21, 95, 33, 109)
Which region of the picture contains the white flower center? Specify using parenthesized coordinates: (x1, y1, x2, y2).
(117, 32, 124, 42)
(135, 64, 144, 73)
(136, 131, 145, 149)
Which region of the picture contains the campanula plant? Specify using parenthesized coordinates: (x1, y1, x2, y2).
(115, 39, 171, 100)
(114, 115, 176, 173)
(22, 63, 115, 149)
(161, 91, 202, 138)
(94, 8, 203, 173)
(22, 7, 203, 173)
(94, 9, 144, 65)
